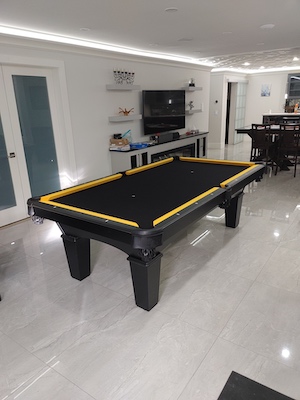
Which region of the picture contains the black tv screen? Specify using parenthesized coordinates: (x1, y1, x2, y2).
(142, 90, 185, 135)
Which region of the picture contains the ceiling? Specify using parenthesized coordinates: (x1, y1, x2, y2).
(1, 0, 300, 72)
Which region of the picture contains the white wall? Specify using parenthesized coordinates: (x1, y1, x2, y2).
(245, 71, 299, 125)
(208, 74, 226, 148)
(209, 69, 300, 147)
(0, 36, 211, 184)
(209, 72, 247, 148)
(4, 36, 294, 175)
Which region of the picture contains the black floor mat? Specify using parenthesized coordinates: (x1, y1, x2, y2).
(218, 371, 295, 400)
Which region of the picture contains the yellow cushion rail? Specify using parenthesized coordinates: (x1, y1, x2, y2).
(39, 200, 139, 227)
(39, 173, 139, 228)
(219, 164, 258, 187)
(40, 173, 123, 202)
(153, 187, 220, 226)
(125, 157, 174, 176)
(179, 156, 255, 167)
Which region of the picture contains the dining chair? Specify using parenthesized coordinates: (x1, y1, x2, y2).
(275, 124, 300, 177)
(250, 124, 273, 172)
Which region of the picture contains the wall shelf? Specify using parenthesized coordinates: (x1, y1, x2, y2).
(181, 86, 203, 91)
(186, 109, 202, 115)
(106, 84, 141, 91)
(108, 114, 142, 122)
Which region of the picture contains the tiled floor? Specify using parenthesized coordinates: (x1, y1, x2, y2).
(1, 138, 300, 400)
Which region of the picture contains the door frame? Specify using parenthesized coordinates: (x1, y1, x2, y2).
(0, 68, 27, 224)
(0, 56, 77, 227)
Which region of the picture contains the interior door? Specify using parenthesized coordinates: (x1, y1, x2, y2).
(0, 69, 28, 226)
(0, 66, 61, 227)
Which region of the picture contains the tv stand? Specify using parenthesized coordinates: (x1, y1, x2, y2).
(110, 131, 208, 173)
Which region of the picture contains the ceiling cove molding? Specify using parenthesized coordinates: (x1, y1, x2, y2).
(0, 31, 212, 71)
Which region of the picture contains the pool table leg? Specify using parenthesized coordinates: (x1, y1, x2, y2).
(61, 234, 91, 280)
(225, 191, 244, 228)
(128, 252, 163, 311)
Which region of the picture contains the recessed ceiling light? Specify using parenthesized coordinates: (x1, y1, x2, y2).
(260, 24, 275, 29)
(178, 38, 193, 42)
(165, 7, 178, 12)
(243, 62, 250, 66)
(293, 57, 299, 61)
(260, 66, 265, 69)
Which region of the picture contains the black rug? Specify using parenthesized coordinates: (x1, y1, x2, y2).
(218, 371, 295, 400)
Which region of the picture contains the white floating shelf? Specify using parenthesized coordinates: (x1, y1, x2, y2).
(186, 109, 202, 115)
(108, 114, 142, 122)
(106, 84, 141, 91)
(181, 86, 203, 91)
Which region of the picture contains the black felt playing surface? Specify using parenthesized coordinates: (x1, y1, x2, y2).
(54, 160, 247, 228)
(218, 371, 295, 400)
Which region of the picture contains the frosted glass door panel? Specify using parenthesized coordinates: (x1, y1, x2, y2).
(12, 75, 60, 197)
(234, 82, 247, 144)
(0, 116, 16, 210)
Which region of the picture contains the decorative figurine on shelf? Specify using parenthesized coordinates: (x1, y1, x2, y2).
(119, 107, 134, 116)
(188, 101, 194, 111)
(189, 78, 195, 87)
(113, 68, 135, 84)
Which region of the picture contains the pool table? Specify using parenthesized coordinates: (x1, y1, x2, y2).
(27, 157, 264, 311)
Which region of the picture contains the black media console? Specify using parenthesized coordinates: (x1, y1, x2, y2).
(110, 132, 208, 173)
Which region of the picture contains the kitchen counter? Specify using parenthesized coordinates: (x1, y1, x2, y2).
(262, 113, 300, 124)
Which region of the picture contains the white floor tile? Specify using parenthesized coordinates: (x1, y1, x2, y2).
(178, 338, 300, 400)
(53, 301, 216, 400)
(220, 282, 300, 370)
(1, 140, 300, 399)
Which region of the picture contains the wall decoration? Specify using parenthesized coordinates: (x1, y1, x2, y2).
(261, 84, 271, 97)
(119, 107, 134, 116)
(188, 101, 194, 110)
(113, 69, 135, 84)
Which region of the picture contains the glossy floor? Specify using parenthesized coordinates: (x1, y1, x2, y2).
(1, 139, 300, 400)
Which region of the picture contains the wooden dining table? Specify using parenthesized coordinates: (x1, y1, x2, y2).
(236, 125, 281, 139)
(236, 125, 293, 170)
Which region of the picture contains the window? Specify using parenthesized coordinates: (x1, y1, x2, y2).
(287, 73, 300, 98)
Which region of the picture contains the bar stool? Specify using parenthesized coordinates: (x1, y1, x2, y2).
(250, 124, 273, 172)
(275, 124, 300, 177)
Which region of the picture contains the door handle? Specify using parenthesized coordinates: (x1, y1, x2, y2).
(8, 152, 16, 158)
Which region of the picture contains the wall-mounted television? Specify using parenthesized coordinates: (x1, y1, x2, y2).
(142, 90, 185, 135)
